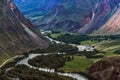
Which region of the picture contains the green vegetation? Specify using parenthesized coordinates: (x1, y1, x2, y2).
(94, 39, 120, 52)
(29, 43, 100, 58)
(81, 40, 99, 45)
(59, 56, 93, 72)
(0, 56, 24, 80)
(27, 43, 101, 73)
(6, 65, 75, 80)
(28, 50, 101, 73)
(114, 50, 120, 54)
(29, 44, 78, 54)
(28, 54, 66, 69)
(59, 53, 107, 72)
(0, 56, 24, 73)
(50, 33, 90, 44)
(0, 0, 4, 7)
(49, 31, 120, 45)
(0, 75, 11, 80)
(0, 29, 120, 79)
(0, 55, 10, 66)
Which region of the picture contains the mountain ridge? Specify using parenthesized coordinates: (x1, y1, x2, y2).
(14, 0, 120, 35)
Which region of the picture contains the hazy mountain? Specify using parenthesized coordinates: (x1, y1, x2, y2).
(14, 0, 120, 34)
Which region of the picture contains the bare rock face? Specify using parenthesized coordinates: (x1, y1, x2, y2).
(94, 8, 120, 35)
(88, 57, 120, 80)
(0, 0, 50, 62)
(79, 0, 120, 34)
(14, 0, 120, 34)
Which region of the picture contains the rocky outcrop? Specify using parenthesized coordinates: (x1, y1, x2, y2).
(88, 56, 120, 80)
(0, 0, 50, 63)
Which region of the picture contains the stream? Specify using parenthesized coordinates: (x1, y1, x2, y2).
(16, 53, 88, 80)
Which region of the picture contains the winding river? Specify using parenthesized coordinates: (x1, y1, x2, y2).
(44, 36, 95, 51)
(1, 35, 91, 80)
(16, 53, 88, 80)
(7, 2, 91, 79)
(13, 35, 92, 80)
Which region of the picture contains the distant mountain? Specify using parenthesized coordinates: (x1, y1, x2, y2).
(14, 0, 120, 34)
(0, 0, 50, 63)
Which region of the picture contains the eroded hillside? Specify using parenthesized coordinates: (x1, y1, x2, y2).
(0, 0, 50, 64)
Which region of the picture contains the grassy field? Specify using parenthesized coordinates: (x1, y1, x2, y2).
(50, 32, 70, 38)
(59, 38, 120, 72)
(0, 54, 10, 66)
(59, 54, 104, 72)
(51, 33, 62, 38)
(59, 56, 93, 72)
(0, 52, 18, 66)
(59, 53, 120, 72)
(81, 38, 120, 52)
(94, 39, 120, 52)
(81, 40, 99, 45)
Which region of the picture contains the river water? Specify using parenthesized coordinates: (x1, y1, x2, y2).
(44, 36, 95, 51)
(16, 53, 88, 80)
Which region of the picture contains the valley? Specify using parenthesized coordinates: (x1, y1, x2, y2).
(1, 30, 120, 80)
(0, 0, 120, 80)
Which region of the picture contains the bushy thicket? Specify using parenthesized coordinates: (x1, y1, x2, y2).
(28, 54, 74, 69)
(0, 75, 11, 80)
(28, 44, 78, 54)
(50, 32, 120, 44)
(114, 50, 120, 54)
(28, 54, 65, 69)
(6, 65, 75, 80)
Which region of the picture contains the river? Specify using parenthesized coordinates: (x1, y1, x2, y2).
(16, 53, 88, 80)
(12, 35, 91, 80)
(7, 2, 91, 79)
(44, 36, 95, 51)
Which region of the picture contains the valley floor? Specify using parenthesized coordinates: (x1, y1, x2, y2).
(0, 31, 120, 80)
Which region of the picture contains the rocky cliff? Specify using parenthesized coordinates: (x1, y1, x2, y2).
(0, 0, 50, 63)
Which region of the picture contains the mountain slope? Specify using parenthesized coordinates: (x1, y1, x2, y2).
(88, 56, 120, 80)
(14, 0, 120, 34)
(94, 8, 120, 35)
(79, 0, 120, 34)
(0, 0, 50, 64)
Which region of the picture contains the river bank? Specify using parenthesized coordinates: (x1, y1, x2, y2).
(16, 53, 89, 80)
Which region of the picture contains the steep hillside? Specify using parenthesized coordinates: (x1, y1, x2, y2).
(14, 0, 120, 34)
(94, 8, 120, 35)
(88, 56, 120, 80)
(0, 0, 49, 64)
